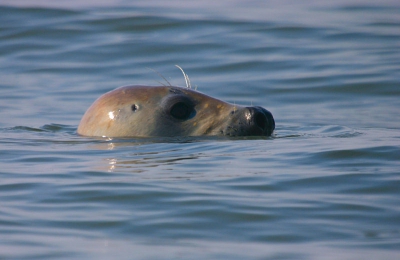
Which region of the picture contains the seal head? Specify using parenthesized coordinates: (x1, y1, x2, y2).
(77, 85, 274, 137)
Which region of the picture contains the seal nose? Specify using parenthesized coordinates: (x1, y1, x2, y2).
(254, 111, 267, 131)
(246, 106, 275, 136)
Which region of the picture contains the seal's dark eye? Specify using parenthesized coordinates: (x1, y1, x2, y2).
(163, 94, 195, 121)
(170, 102, 191, 120)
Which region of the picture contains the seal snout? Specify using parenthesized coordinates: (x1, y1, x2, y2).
(245, 106, 275, 136)
(223, 106, 275, 137)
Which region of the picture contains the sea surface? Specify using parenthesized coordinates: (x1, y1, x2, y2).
(0, 0, 399, 259)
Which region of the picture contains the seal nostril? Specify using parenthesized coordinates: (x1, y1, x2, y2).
(131, 104, 138, 112)
(254, 112, 267, 130)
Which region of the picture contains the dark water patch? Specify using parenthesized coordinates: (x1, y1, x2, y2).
(324, 30, 400, 43)
(1, 26, 86, 43)
(264, 24, 325, 39)
(318, 145, 400, 161)
(275, 125, 362, 139)
(274, 77, 399, 95)
(346, 179, 400, 195)
(216, 176, 282, 192)
(280, 173, 379, 193)
(84, 14, 183, 32)
(338, 4, 397, 12)
(0, 182, 43, 197)
(369, 21, 400, 27)
(0, 6, 81, 22)
(3, 124, 76, 135)
(6, 126, 47, 133)
(313, 145, 400, 169)
(0, 6, 85, 40)
(312, 125, 362, 138)
(41, 124, 76, 133)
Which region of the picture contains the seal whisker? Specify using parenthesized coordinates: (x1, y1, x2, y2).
(175, 65, 191, 89)
(155, 80, 167, 87)
(146, 67, 172, 86)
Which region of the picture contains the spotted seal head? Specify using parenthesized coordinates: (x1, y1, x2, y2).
(77, 85, 275, 137)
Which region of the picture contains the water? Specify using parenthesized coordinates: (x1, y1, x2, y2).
(1, 0, 399, 259)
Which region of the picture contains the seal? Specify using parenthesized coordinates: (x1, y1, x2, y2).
(77, 85, 275, 137)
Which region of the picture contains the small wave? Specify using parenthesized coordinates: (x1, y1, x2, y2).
(3, 124, 77, 135)
(275, 124, 363, 139)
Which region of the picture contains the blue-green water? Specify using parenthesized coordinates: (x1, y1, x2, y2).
(1, 1, 399, 259)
